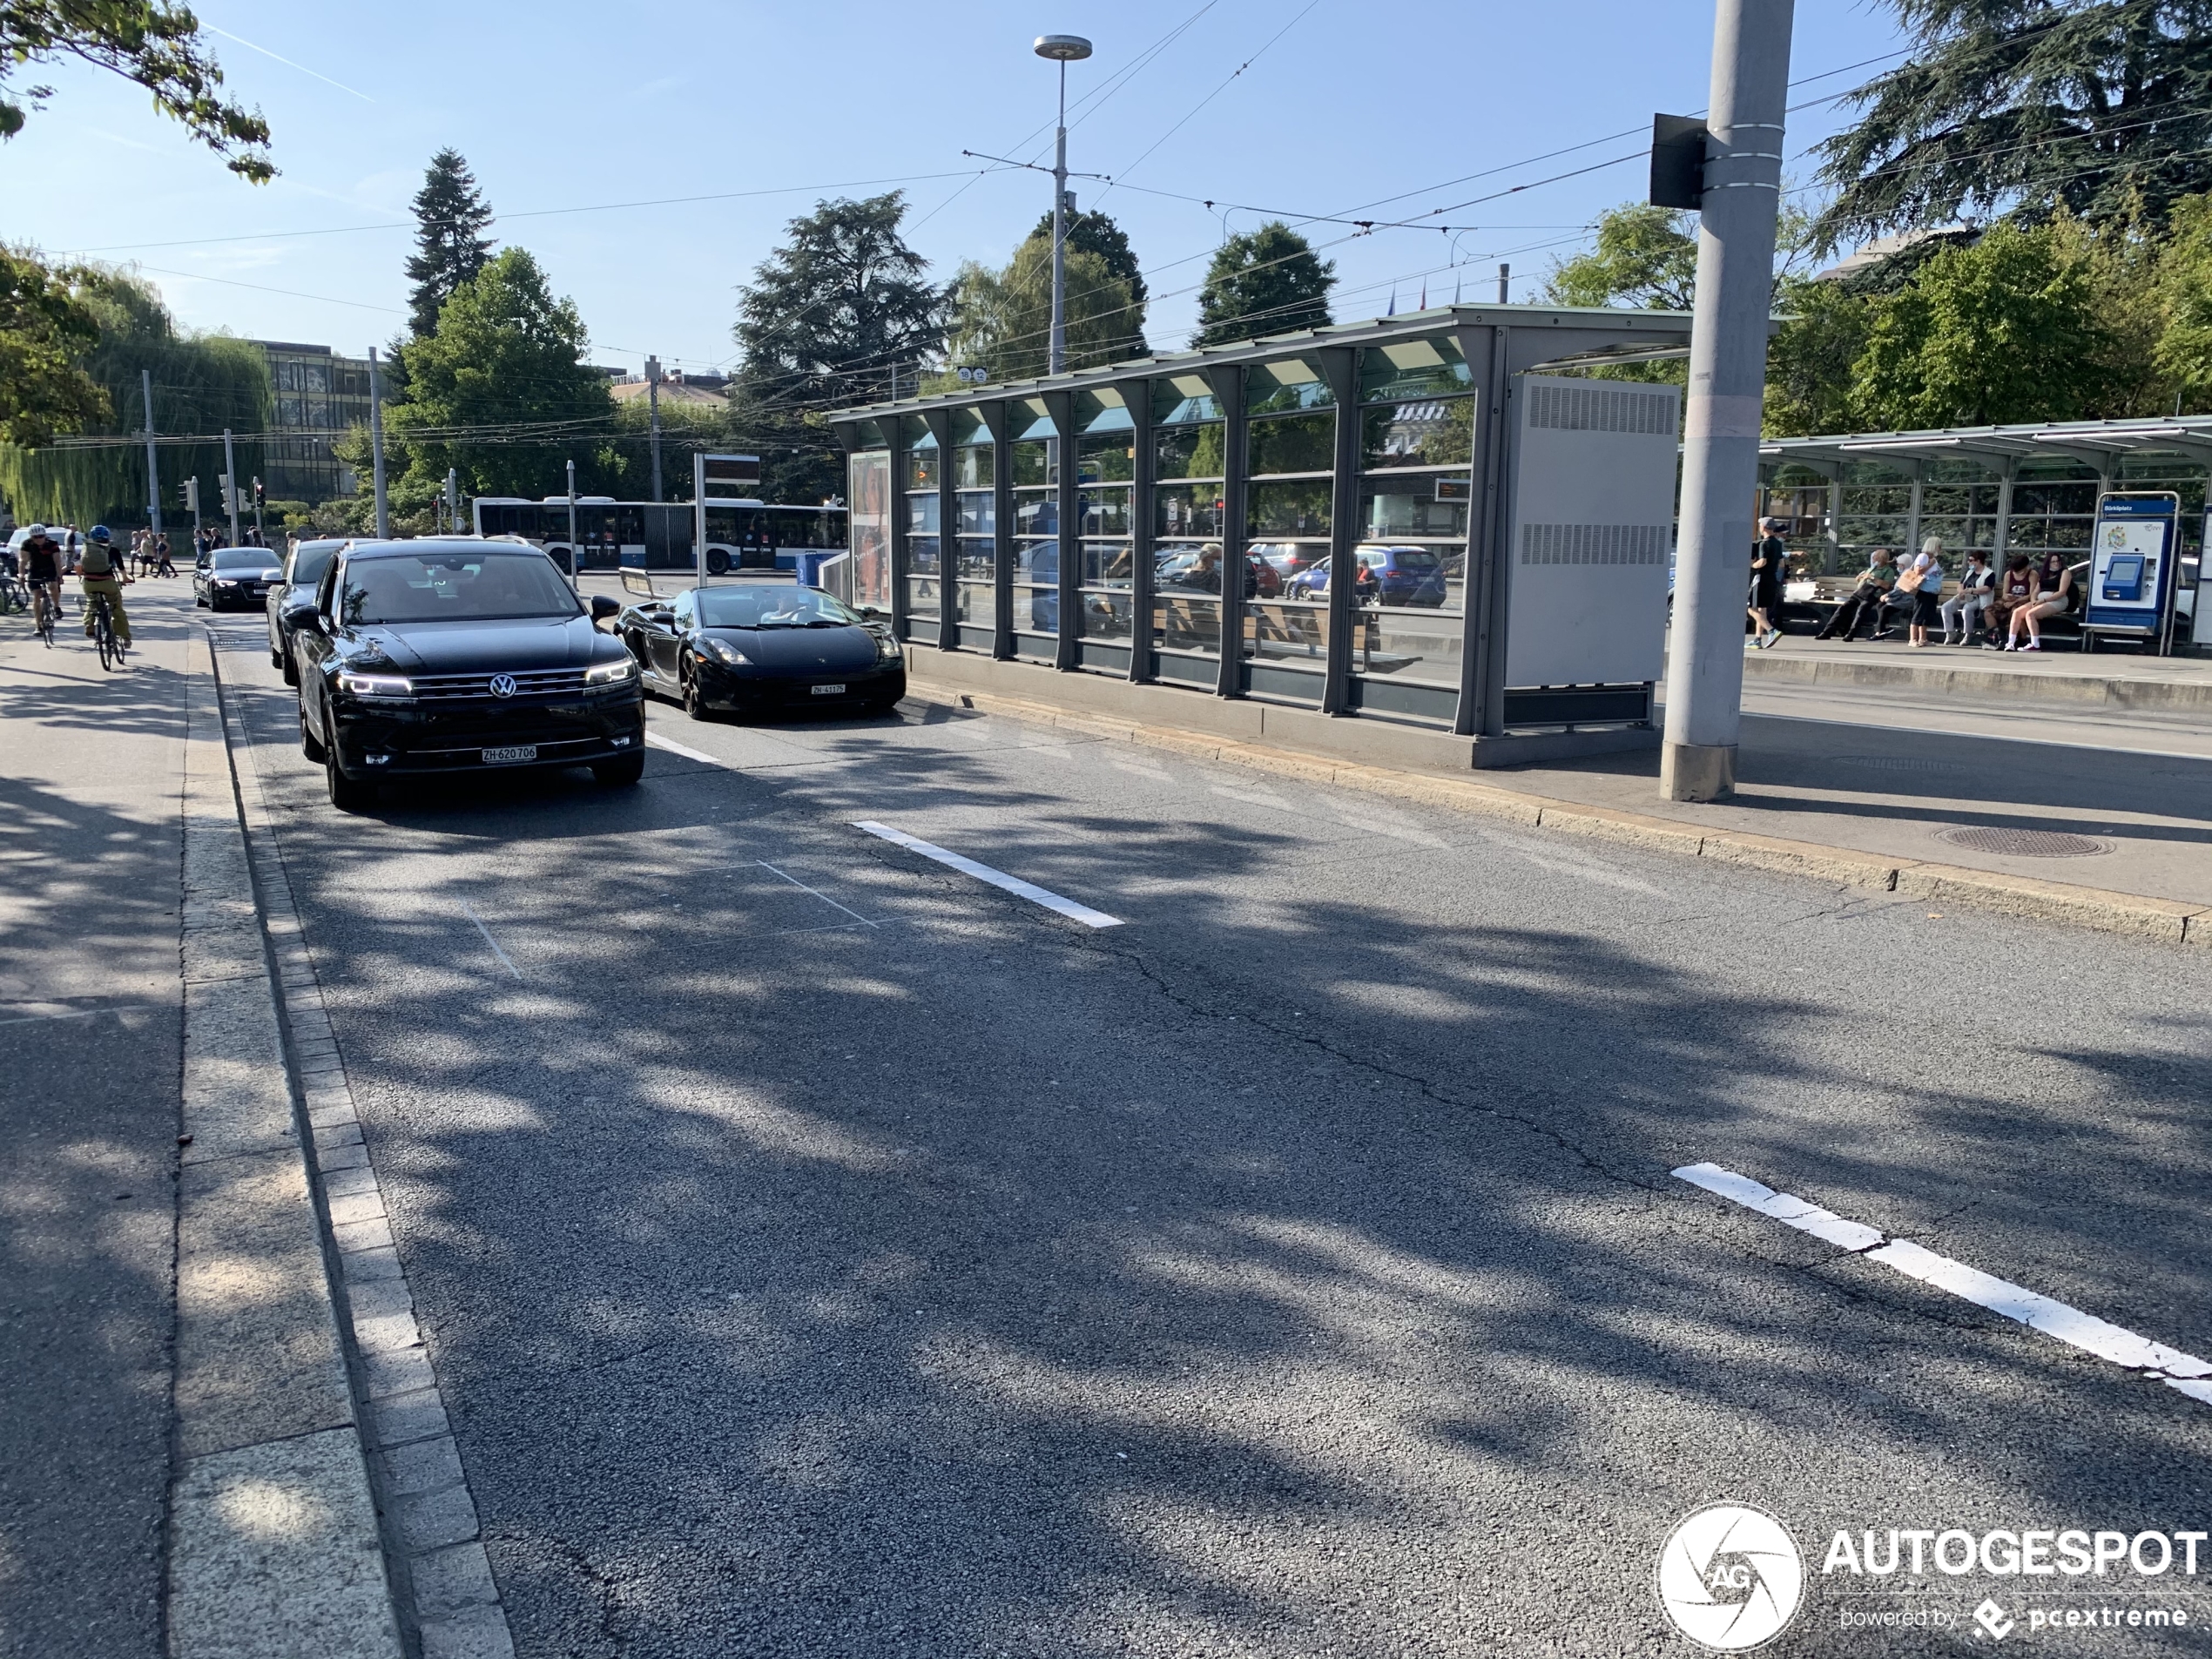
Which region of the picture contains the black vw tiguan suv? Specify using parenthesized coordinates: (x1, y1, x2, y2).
(286, 538, 644, 812)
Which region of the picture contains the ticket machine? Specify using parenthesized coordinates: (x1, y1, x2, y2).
(2082, 491, 2181, 652)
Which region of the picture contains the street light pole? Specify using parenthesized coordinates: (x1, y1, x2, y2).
(1660, 0, 1795, 802)
(368, 346, 390, 539)
(1034, 34, 1093, 377)
(142, 368, 162, 536)
(222, 427, 241, 546)
(646, 355, 664, 503)
(566, 458, 579, 591)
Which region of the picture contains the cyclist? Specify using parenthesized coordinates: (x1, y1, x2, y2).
(20, 524, 62, 634)
(78, 525, 134, 652)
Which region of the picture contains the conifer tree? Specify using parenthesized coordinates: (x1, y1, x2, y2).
(405, 148, 496, 338)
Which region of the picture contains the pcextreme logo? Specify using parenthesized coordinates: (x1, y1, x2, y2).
(1657, 1504, 1806, 1651)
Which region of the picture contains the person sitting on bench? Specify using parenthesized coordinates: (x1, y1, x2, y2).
(1814, 548, 1898, 640)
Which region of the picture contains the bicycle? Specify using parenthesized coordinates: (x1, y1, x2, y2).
(0, 571, 24, 616)
(30, 583, 59, 646)
(86, 587, 122, 671)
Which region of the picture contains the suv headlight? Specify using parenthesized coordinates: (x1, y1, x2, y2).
(336, 671, 413, 698)
(700, 637, 750, 667)
(583, 657, 639, 685)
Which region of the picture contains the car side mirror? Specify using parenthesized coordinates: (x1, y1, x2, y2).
(590, 594, 619, 624)
(860, 605, 884, 620)
(281, 598, 321, 631)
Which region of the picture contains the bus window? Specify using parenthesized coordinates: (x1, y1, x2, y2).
(766, 507, 826, 549)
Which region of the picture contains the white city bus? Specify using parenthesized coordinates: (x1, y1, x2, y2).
(471, 497, 846, 577)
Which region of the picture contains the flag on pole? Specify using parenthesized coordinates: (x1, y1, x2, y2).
(1420, 280, 1428, 309)
(1386, 287, 1398, 316)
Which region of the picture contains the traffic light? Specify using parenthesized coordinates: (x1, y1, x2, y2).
(253, 477, 265, 509)
(182, 478, 200, 513)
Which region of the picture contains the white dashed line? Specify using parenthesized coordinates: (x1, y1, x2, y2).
(1674, 1162, 2212, 1404)
(645, 732, 719, 765)
(458, 900, 523, 981)
(853, 821, 1123, 929)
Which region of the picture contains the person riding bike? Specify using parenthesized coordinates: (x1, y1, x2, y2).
(77, 524, 134, 651)
(20, 524, 63, 633)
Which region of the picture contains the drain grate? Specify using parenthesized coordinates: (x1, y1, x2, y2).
(1937, 826, 2110, 858)
(1834, 754, 1959, 775)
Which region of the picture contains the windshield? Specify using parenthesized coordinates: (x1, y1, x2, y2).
(213, 547, 280, 570)
(290, 544, 339, 585)
(339, 551, 580, 625)
(695, 585, 862, 628)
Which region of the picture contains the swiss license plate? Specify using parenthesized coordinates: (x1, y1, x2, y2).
(811, 684, 846, 696)
(482, 745, 538, 765)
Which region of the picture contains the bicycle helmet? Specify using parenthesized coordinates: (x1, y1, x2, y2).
(24, 523, 47, 538)
(89, 524, 113, 543)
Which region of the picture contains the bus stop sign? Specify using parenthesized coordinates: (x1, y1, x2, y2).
(700, 454, 761, 492)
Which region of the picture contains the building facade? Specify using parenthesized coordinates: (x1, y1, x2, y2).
(250, 341, 374, 503)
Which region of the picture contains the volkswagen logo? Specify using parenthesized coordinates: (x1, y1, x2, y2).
(488, 673, 516, 698)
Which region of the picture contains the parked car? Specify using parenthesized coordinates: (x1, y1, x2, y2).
(1287, 544, 1447, 607)
(284, 538, 642, 812)
(617, 580, 905, 720)
(1253, 543, 1325, 588)
(266, 538, 347, 685)
(195, 544, 283, 611)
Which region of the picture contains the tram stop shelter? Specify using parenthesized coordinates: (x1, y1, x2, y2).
(829, 304, 1697, 767)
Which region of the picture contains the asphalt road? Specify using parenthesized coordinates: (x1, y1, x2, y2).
(202, 594, 2212, 1657)
(0, 583, 188, 1659)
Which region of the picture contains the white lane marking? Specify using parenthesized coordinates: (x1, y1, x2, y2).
(757, 860, 880, 928)
(1674, 1162, 2212, 1401)
(646, 732, 720, 765)
(458, 900, 523, 981)
(0, 1004, 161, 1027)
(853, 820, 1123, 929)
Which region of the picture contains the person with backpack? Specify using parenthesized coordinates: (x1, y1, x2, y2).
(77, 524, 133, 651)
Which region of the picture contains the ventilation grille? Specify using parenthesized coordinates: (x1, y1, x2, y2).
(1519, 523, 1670, 566)
(1525, 382, 1677, 435)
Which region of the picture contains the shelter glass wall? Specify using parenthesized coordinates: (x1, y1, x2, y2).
(1074, 389, 1136, 651)
(1352, 334, 1474, 698)
(1008, 400, 1059, 660)
(949, 408, 996, 640)
(902, 417, 940, 624)
(1243, 358, 1335, 699)
(1151, 374, 1226, 684)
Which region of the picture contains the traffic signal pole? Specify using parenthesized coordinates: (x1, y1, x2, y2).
(1659, 0, 1795, 802)
(143, 369, 162, 536)
(222, 428, 241, 546)
(368, 346, 391, 539)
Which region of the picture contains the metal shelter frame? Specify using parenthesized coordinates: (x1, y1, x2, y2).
(829, 303, 1697, 740)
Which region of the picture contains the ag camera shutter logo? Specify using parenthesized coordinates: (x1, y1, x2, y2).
(1657, 1504, 1805, 1650)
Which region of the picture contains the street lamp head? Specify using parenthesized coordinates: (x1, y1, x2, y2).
(1034, 33, 1092, 60)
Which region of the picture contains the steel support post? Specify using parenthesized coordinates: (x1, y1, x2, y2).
(1904, 466, 1924, 562)
(1993, 464, 2014, 563)
(1826, 473, 1843, 575)
(1318, 348, 1361, 715)
(222, 428, 241, 547)
(368, 347, 390, 540)
(1660, 0, 1795, 800)
(1456, 324, 1514, 738)
(1206, 366, 1248, 698)
(1045, 392, 1080, 670)
(981, 402, 1015, 659)
(1127, 381, 1156, 683)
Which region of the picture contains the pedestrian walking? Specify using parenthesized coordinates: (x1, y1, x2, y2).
(1747, 517, 1787, 649)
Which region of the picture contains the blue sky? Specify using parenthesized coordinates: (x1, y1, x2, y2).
(16, 0, 1907, 375)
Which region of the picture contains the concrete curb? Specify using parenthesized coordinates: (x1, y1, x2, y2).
(172, 631, 401, 1659)
(205, 628, 518, 1659)
(905, 680, 2212, 950)
(1742, 648, 2212, 711)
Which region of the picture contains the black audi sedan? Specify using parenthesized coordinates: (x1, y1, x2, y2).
(617, 582, 905, 719)
(285, 538, 644, 812)
(266, 537, 345, 685)
(195, 544, 284, 610)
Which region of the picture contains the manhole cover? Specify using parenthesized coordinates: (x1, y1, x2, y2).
(1834, 755, 1959, 774)
(1937, 826, 2110, 858)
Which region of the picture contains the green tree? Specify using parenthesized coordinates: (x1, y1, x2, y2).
(1027, 206, 1149, 357)
(1764, 280, 1880, 435)
(1851, 222, 2116, 427)
(732, 192, 941, 504)
(1545, 205, 1700, 311)
(369, 248, 617, 510)
(943, 242, 1137, 384)
(0, 248, 108, 446)
(0, 265, 268, 524)
(1814, 0, 2212, 250)
(2153, 192, 2212, 405)
(404, 148, 496, 338)
(1192, 221, 1333, 347)
(2, 1, 273, 179)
